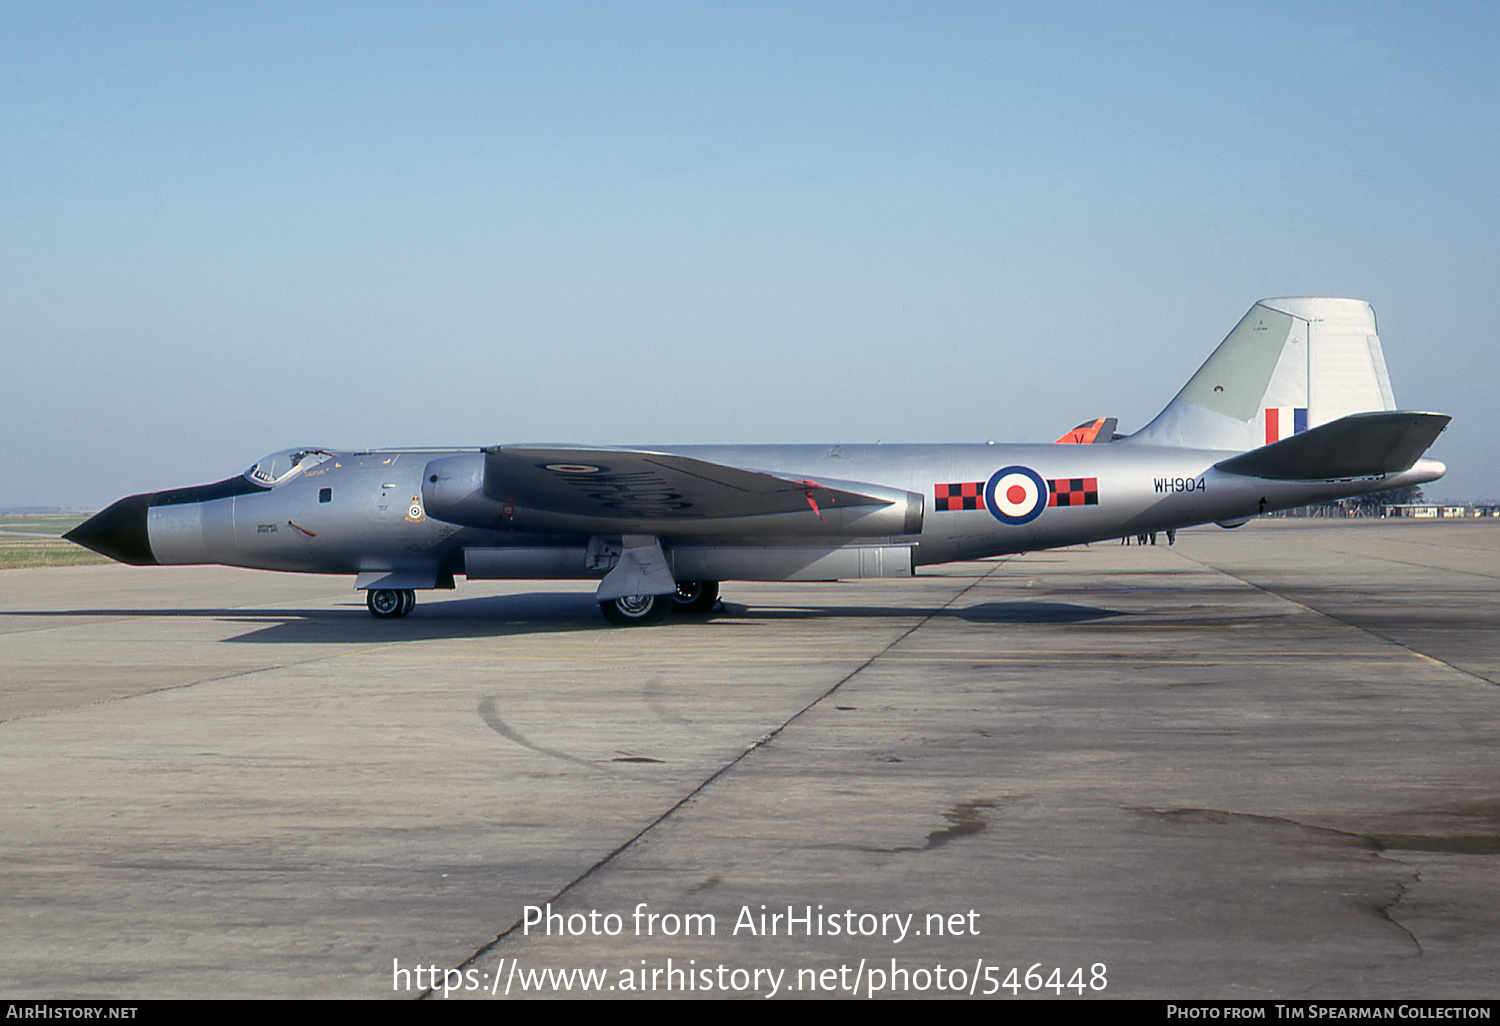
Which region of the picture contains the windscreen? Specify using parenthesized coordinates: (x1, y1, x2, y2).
(244, 449, 332, 486)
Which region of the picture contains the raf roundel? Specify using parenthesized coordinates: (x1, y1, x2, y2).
(984, 465, 1048, 525)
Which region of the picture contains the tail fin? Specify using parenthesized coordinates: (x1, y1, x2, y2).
(1127, 298, 1398, 451)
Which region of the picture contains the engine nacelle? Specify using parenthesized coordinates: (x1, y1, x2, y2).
(422, 453, 496, 528)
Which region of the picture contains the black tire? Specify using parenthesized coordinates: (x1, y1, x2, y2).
(599, 594, 670, 626)
(367, 589, 408, 619)
(670, 580, 719, 614)
(400, 589, 416, 616)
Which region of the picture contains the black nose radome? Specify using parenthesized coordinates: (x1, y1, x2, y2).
(64, 494, 157, 566)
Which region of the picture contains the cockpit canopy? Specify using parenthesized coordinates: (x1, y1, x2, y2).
(244, 449, 332, 486)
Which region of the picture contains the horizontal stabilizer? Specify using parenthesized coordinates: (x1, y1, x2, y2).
(1215, 412, 1449, 481)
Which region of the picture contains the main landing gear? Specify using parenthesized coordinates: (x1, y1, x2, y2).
(670, 579, 719, 615)
(598, 581, 719, 627)
(367, 588, 415, 618)
(364, 582, 719, 625)
(599, 593, 669, 626)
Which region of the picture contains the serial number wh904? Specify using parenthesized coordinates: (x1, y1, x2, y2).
(1154, 476, 1206, 494)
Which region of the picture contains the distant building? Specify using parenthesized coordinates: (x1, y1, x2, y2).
(1379, 504, 1492, 518)
(1268, 501, 1499, 520)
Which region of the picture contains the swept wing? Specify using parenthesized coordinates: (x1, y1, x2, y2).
(482, 446, 891, 520)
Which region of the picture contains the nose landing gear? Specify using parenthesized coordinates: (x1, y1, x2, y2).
(367, 588, 415, 618)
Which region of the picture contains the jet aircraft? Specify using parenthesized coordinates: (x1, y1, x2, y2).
(66, 298, 1449, 625)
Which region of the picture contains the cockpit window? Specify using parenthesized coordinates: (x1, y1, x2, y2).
(245, 449, 332, 486)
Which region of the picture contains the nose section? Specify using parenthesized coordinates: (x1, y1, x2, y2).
(63, 494, 158, 565)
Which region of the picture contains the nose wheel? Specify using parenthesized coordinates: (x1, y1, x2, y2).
(367, 588, 415, 618)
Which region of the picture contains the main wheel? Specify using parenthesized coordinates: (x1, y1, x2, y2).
(400, 589, 416, 616)
(600, 594, 670, 626)
(670, 580, 719, 614)
(367, 588, 409, 619)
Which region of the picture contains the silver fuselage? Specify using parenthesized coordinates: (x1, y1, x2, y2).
(140, 442, 1442, 582)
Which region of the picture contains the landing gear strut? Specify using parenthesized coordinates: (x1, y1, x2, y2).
(367, 588, 415, 618)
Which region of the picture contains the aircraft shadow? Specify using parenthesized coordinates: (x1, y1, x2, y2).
(719, 600, 1122, 625)
(2, 594, 1124, 643)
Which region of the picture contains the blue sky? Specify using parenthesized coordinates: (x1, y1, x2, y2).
(3, 1, 1496, 506)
